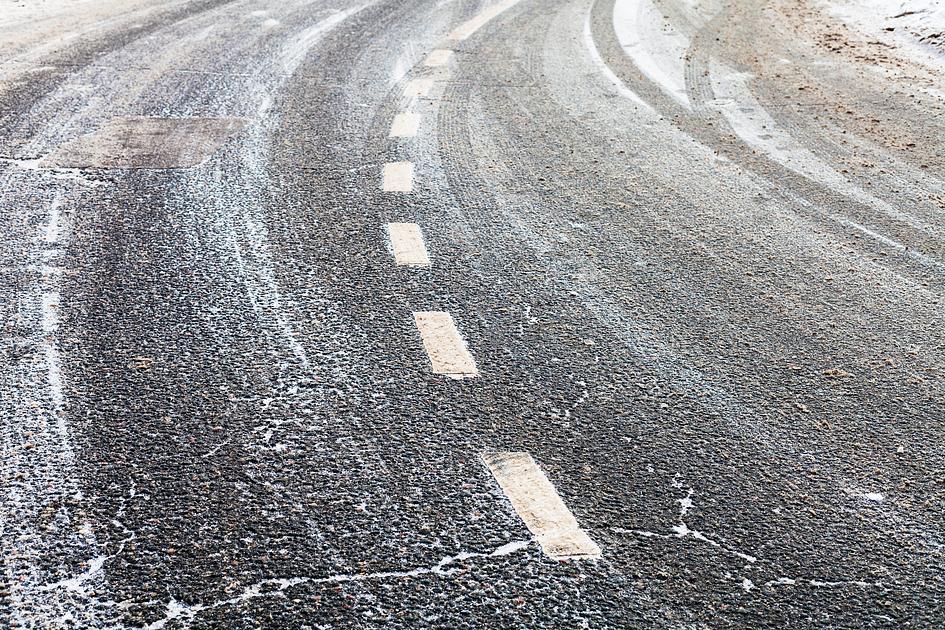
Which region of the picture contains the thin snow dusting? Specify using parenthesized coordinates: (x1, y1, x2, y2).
(281, 6, 366, 74)
(1, 2, 376, 625)
(0, 187, 108, 625)
(708, 60, 939, 237)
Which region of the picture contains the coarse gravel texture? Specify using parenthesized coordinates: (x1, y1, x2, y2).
(1, 0, 944, 628)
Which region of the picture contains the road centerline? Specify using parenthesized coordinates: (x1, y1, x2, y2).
(424, 49, 454, 67)
(413, 312, 478, 378)
(382, 161, 414, 192)
(482, 451, 602, 560)
(390, 112, 420, 138)
(386, 223, 430, 266)
(404, 78, 434, 98)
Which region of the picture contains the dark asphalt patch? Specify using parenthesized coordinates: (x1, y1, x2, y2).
(39, 117, 246, 169)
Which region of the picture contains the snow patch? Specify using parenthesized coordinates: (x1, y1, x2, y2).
(613, 0, 692, 108)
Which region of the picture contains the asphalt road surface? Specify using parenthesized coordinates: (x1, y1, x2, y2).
(2, 0, 945, 627)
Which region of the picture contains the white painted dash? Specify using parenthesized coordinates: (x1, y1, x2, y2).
(382, 162, 414, 192)
(404, 78, 434, 98)
(449, 0, 522, 40)
(386, 223, 430, 266)
(390, 112, 420, 138)
(482, 451, 602, 560)
(424, 49, 454, 67)
(413, 311, 477, 378)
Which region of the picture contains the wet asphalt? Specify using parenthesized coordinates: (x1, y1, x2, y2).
(1, 0, 944, 628)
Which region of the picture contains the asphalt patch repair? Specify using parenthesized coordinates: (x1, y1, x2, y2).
(40, 116, 246, 169)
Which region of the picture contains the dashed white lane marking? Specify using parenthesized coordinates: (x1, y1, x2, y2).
(382, 162, 414, 192)
(413, 312, 478, 378)
(386, 223, 430, 266)
(404, 78, 434, 98)
(390, 112, 420, 138)
(449, 0, 522, 40)
(424, 49, 454, 67)
(482, 451, 602, 560)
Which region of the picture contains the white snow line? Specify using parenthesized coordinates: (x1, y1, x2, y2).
(710, 61, 937, 238)
(281, 6, 366, 74)
(483, 451, 601, 559)
(44, 193, 63, 244)
(613, 0, 692, 108)
(833, 217, 945, 273)
(144, 540, 530, 629)
(615, 485, 757, 563)
(449, 0, 522, 40)
(40, 291, 59, 334)
(413, 311, 478, 378)
(583, 8, 650, 108)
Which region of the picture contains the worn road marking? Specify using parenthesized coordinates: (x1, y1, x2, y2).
(482, 451, 602, 560)
(404, 78, 434, 97)
(424, 49, 454, 67)
(386, 223, 430, 266)
(382, 162, 413, 192)
(449, 0, 522, 40)
(413, 312, 477, 377)
(390, 112, 420, 138)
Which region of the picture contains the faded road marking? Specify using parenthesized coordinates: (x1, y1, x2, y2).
(482, 451, 602, 560)
(404, 78, 434, 97)
(413, 312, 477, 377)
(387, 223, 430, 266)
(382, 162, 414, 192)
(449, 0, 522, 40)
(390, 112, 420, 138)
(424, 49, 454, 67)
